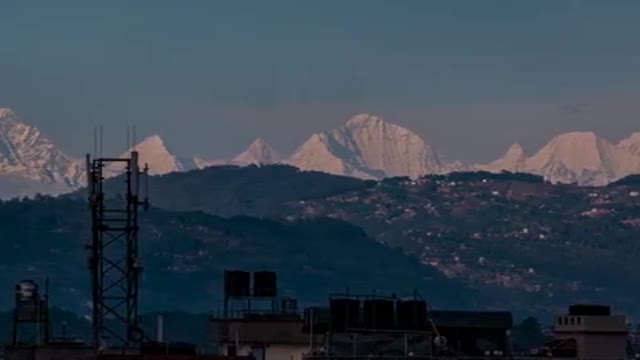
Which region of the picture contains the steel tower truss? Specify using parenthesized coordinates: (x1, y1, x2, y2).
(86, 151, 148, 350)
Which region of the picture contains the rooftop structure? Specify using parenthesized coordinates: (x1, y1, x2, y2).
(546, 304, 629, 359)
(212, 269, 318, 360)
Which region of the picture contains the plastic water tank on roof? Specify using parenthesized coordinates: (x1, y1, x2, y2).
(16, 280, 38, 300)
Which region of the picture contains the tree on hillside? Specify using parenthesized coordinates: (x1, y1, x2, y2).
(511, 317, 551, 354)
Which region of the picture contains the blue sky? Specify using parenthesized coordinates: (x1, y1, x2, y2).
(1, 1, 640, 162)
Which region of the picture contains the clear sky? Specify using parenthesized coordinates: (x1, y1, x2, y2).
(1, 0, 640, 162)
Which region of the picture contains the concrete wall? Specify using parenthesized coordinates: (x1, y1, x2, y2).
(220, 343, 308, 360)
(581, 334, 628, 360)
(211, 319, 310, 345)
(5, 346, 95, 360)
(265, 344, 308, 360)
(556, 333, 627, 360)
(555, 315, 627, 333)
(554, 314, 628, 359)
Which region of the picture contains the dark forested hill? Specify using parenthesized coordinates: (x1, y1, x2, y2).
(47, 166, 640, 318)
(0, 196, 472, 313)
(282, 175, 640, 317)
(77, 166, 640, 318)
(69, 164, 374, 217)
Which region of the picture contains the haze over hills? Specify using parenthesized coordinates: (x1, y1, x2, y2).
(3, 107, 640, 198)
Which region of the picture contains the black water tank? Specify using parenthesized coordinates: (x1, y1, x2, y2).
(253, 271, 277, 297)
(362, 299, 395, 330)
(397, 300, 428, 330)
(330, 299, 361, 332)
(569, 304, 611, 316)
(224, 270, 251, 297)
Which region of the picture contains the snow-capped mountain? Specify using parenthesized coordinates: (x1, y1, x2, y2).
(0, 108, 84, 197)
(480, 132, 640, 185)
(232, 138, 278, 165)
(619, 133, 640, 157)
(288, 114, 443, 179)
(4, 106, 640, 197)
(193, 157, 227, 169)
(288, 133, 381, 179)
(0, 108, 196, 198)
(481, 143, 527, 173)
(107, 135, 186, 176)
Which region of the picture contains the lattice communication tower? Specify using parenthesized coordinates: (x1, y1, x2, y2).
(86, 151, 149, 351)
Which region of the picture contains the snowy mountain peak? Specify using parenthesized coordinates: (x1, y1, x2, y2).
(0, 108, 84, 197)
(480, 142, 527, 173)
(233, 138, 278, 165)
(0, 108, 18, 120)
(112, 135, 184, 175)
(506, 142, 525, 156)
(345, 113, 385, 127)
(250, 138, 268, 147)
(620, 132, 640, 144)
(288, 114, 441, 179)
(618, 133, 640, 156)
(133, 134, 166, 149)
(288, 132, 381, 179)
(526, 132, 613, 173)
(547, 131, 601, 146)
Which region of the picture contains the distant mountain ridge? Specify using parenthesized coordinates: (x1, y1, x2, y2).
(287, 114, 444, 179)
(478, 132, 640, 185)
(0, 109, 84, 197)
(232, 138, 279, 165)
(3, 107, 640, 198)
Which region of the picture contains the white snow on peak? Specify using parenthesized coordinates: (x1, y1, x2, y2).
(345, 113, 386, 128)
(506, 142, 526, 157)
(618, 132, 640, 156)
(287, 133, 381, 179)
(232, 138, 279, 165)
(0, 108, 17, 119)
(0, 108, 84, 197)
(4, 106, 640, 198)
(482, 131, 640, 185)
(288, 113, 441, 179)
(525, 132, 620, 177)
(480, 143, 527, 173)
(133, 134, 165, 149)
(193, 157, 227, 169)
(110, 135, 184, 175)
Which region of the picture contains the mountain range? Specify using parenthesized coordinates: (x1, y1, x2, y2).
(3, 107, 640, 198)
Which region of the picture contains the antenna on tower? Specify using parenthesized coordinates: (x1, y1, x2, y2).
(93, 127, 98, 157)
(132, 125, 137, 152)
(99, 125, 104, 158)
(127, 125, 131, 151)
